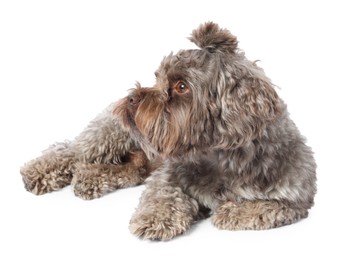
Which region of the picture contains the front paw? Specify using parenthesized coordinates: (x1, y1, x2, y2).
(129, 191, 199, 241)
(129, 211, 192, 241)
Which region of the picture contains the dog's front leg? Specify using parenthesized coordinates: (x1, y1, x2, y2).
(129, 169, 200, 241)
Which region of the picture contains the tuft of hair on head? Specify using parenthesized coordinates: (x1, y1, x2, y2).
(189, 21, 238, 54)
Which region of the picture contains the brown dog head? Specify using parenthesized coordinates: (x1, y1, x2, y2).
(114, 22, 282, 158)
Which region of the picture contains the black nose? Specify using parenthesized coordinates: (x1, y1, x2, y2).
(128, 94, 141, 107)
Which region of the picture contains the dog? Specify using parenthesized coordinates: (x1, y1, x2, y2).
(21, 22, 317, 240)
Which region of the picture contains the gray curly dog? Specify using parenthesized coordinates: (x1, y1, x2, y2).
(21, 22, 317, 240)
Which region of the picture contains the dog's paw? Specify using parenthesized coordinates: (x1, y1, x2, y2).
(129, 212, 192, 241)
(72, 177, 105, 200)
(72, 163, 109, 200)
(212, 200, 308, 230)
(21, 158, 72, 195)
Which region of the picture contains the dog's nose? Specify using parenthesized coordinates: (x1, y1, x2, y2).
(128, 94, 141, 107)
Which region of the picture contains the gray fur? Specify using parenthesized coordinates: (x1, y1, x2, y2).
(116, 22, 317, 240)
(21, 22, 316, 240)
(21, 103, 149, 199)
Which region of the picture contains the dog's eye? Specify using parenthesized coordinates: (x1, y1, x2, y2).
(174, 81, 189, 94)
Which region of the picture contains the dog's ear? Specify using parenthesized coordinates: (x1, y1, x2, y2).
(215, 77, 282, 148)
(189, 22, 238, 53)
(234, 78, 282, 122)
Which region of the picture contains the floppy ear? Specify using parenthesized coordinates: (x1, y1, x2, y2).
(215, 77, 283, 148)
(234, 78, 282, 123)
(189, 21, 238, 53)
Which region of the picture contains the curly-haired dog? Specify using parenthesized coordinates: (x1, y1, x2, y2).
(21, 22, 316, 240)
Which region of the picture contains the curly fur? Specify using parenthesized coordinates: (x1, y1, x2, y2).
(21, 22, 316, 240)
(21, 103, 152, 200)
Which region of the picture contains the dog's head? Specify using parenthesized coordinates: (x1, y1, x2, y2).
(115, 22, 282, 158)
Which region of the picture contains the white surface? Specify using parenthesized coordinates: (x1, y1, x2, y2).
(1, 1, 341, 259)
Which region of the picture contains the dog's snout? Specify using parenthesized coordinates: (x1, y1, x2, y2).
(128, 94, 141, 107)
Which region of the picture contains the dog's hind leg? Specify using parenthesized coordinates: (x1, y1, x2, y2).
(20, 102, 137, 196)
(211, 200, 308, 230)
(72, 150, 152, 200)
(20, 141, 75, 195)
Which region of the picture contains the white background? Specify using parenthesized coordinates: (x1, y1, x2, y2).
(1, 0, 341, 259)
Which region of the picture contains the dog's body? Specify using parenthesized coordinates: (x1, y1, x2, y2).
(21, 22, 316, 240)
